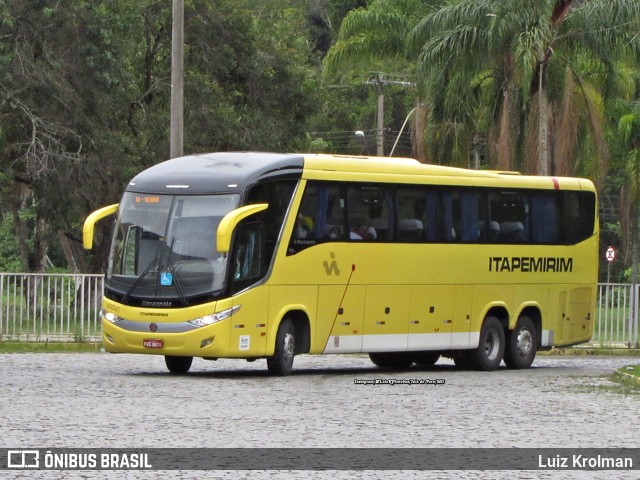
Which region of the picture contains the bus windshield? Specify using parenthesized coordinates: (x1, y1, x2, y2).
(106, 192, 240, 305)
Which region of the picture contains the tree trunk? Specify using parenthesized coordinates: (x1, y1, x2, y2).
(537, 64, 550, 176)
(11, 181, 31, 272)
(630, 202, 639, 348)
(412, 103, 428, 163)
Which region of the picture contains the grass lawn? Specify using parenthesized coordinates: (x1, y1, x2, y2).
(0, 341, 102, 353)
(611, 364, 640, 391)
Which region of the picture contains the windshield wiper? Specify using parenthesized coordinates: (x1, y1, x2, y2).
(163, 238, 189, 307)
(122, 255, 159, 303)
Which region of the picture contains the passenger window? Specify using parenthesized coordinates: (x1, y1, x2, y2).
(450, 190, 481, 242)
(347, 184, 392, 241)
(245, 179, 297, 261)
(288, 182, 346, 254)
(489, 191, 529, 243)
(564, 191, 595, 244)
(396, 187, 426, 242)
(424, 189, 445, 242)
(530, 192, 561, 244)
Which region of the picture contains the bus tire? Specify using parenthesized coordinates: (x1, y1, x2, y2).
(453, 354, 471, 370)
(503, 315, 537, 369)
(369, 352, 413, 369)
(468, 316, 505, 371)
(267, 318, 296, 376)
(165, 355, 193, 374)
(413, 352, 440, 367)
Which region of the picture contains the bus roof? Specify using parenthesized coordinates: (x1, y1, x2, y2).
(125, 152, 595, 194)
(126, 152, 305, 194)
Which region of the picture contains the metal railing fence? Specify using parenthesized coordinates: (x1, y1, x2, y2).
(0, 273, 103, 342)
(0, 272, 638, 347)
(595, 283, 639, 348)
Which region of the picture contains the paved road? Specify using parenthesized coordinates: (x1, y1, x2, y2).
(1, 352, 638, 479)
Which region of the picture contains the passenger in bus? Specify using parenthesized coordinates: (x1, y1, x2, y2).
(499, 221, 525, 242)
(350, 224, 377, 240)
(295, 214, 314, 238)
(329, 226, 342, 240)
(365, 226, 377, 240)
(350, 224, 368, 240)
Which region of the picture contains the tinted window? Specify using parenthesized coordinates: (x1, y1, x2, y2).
(347, 184, 392, 241)
(287, 181, 595, 250)
(288, 182, 346, 254)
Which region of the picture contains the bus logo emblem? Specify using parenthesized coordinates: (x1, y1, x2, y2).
(323, 252, 341, 276)
(149, 323, 158, 332)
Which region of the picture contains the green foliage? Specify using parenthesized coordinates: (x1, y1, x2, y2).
(1, 0, 350, 272)
(0, 215, 21, 271)
(1, 0, 639, 274)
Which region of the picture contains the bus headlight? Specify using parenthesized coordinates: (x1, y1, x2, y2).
(188, 305, 241, 327)
(102, 311, 123, 324)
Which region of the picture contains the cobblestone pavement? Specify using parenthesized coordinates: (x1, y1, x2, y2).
(1, 352, 638, 479)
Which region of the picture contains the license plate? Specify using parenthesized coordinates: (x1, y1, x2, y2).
(143, 339, 164, 349)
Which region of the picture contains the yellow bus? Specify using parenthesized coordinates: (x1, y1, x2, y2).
(83, 152, 598, 375)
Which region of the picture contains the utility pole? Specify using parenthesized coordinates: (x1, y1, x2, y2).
(170, 0, 184, 159)
(365, 73, 416, 157)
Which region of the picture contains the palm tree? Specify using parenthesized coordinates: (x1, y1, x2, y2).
(619, 103, 640, 323)
(407, 0, 639, 183)
(322, 0, 437, 81)
(322, 1, 442, 161)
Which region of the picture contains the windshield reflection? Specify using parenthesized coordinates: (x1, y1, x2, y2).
(106, 193, 240, 304)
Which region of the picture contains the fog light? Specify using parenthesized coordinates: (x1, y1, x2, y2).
(200, 337, 214, 348)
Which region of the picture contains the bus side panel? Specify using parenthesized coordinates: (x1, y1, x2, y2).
(408, 285, 454, 351)
(227, 286, 270, 357)
(451, 285, 473, 348)
(557, 286, 594, 346)
(316, 285, 365, 354)
(362, 285, 410, 352)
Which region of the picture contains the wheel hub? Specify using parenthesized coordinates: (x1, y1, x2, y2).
(484, 330, 500, 360)
(516, 329, 533, 357)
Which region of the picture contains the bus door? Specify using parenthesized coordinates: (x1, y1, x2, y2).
(228, 220, 270, 356)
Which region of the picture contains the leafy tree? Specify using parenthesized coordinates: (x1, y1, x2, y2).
(1, 0, 331, 272)
(324, 0, 639, 179)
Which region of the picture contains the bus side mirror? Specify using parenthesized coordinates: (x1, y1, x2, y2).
(217, 203, 269, 254)
(83, 204, 119, 250)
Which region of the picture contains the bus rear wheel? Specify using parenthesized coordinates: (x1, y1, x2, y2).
(468, 316, 505, 371)
(267, 318, 296, 376)
(165, 355, 193, 374)
(503, 316, 537, 369)
(369, 352, 413, 369)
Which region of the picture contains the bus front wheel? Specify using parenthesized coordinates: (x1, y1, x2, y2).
(267, 318, 296, 376)
(165, 355, 193, 374)
(503, 316, 537, 369)
(468, 316, 505, 371)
